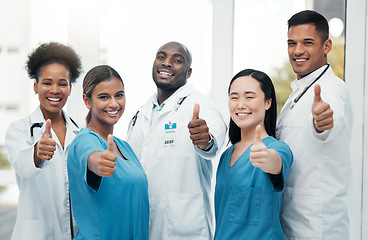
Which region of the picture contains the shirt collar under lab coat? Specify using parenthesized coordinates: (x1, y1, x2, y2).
(290, 64, 330, 93)
(29, 106, 80, 148)
(140, 83, 196, 119)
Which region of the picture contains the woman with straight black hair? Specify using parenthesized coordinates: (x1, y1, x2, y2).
(214, 69, 293, 239)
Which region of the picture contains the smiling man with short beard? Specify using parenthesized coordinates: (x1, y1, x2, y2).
(127, 41, 227, 240)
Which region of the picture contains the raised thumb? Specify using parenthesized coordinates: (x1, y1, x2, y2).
(107, 134, 115, 151)
(253, 125, 262, 144)
(44, 119, 52, 137)
(313, 84, 322, 104)
(192, 103, 200, 121)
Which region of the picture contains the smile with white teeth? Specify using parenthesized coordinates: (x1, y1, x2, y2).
(47, 97, 61, 102)
(295, 59, 307, 62)
(237, 113, 250, 116)
(159, 71, 172, 76)
(106, 110, 118, 114)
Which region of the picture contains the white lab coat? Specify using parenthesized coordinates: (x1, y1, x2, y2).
(5, 106, 79, 240)
(276, 65, 353, 240)
(126, 84, 226, 240)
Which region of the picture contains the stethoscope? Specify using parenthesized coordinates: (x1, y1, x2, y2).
(126, 96, 187, 139)
(290, 63, 330, 109)
(30, 117, 79, 137)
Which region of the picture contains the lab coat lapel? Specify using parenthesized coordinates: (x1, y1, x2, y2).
(29, 106, 79, 149)
(139, 94, 155, 121)
(29, 107, 46, 141)
(63, 111, 80, 149)
(159, 84, 195, 114)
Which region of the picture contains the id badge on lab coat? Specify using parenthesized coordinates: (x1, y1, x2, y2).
(164, 122, 176, 146)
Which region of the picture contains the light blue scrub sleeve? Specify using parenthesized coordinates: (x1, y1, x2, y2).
(266, 140, 293, 191)
(68, 130, 106, 191)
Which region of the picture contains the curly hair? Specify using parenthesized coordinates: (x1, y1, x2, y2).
(26, 42, 82, 83)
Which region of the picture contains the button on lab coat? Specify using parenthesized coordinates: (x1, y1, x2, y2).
(5, 106, 79, 240)
(127, 84, 227, 240)
(276, 66, 353, 240)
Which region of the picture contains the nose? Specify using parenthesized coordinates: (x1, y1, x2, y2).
(50, 83, 61, 94)
(237, 98, 247, 110)
(162, 57, 172, 68)
(294, 43, 304, 56)
(109, 97, 119, 108)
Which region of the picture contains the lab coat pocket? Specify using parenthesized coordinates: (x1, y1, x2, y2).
(166, 191, 207, 237)
(229, 185, 261, 225)
(281, 187, 320, 239)
(277, 119, 307, 163)
(21, 219, 53, 239)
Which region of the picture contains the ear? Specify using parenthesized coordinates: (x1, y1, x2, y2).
(265, 98, 272, 111)
(68, 84, 72, 96)
(187, 68, 192, 79)
(323, 39, 332, 55)
(34, 81, 38, 94)
(83, 94, 91, 109)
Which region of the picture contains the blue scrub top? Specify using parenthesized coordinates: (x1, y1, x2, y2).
(214, 136, 293, 240)
(68, 128, 149, 240)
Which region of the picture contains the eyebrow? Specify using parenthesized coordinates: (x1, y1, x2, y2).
(41, 78, 69, 82)
(288, 38, 315, 42)
(173, 53, 185, 59)
(156, 51, 166, 56)
(229, 91, 256, 95)
(157, 51, 185, 60)
(97, 90, 125, 96)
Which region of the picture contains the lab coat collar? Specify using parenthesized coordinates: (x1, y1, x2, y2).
(64, 111, 80, 148)
(290, 64, 330, 92)
(141, 83, 196, 117)
(29, 106, 79, 148)
(30, 106, 46, 124)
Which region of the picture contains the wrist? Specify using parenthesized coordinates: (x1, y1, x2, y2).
(201, 133, 214, 151)
(267, 149, 282, 175)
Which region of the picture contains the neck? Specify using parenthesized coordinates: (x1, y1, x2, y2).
(157, 89, 177, 105)
(240, 126, 269, 143)
(87, 122, 114, 141)
(297, 63, 328, 80)
(41, 108, 64, 123)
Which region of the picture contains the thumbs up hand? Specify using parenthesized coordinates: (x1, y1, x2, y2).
(312, 84, 334, 132)
(187, 104, 211, 149)
(36, 119, 56, 161)
(250, 125, 281, 174)
(88, 134, 117, 177)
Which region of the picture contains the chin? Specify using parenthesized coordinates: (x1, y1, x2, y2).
(155, 82, 175, 90)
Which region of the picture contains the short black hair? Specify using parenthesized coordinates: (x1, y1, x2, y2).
(288, 10, 329, 42)
(26, 42, 82, 83)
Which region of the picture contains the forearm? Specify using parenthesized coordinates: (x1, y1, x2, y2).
(266, 149, 282, 175)
(87, 151, 103, 176)
(33, 142, 42, 167)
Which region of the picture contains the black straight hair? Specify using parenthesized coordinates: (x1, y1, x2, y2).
(228, 69, 277, 145)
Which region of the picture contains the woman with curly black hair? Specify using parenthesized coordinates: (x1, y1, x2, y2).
(5, 42, 82, 240)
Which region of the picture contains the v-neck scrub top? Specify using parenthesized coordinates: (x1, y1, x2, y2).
(67, 128, 149, 240)
(214, 136, 293, 240)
